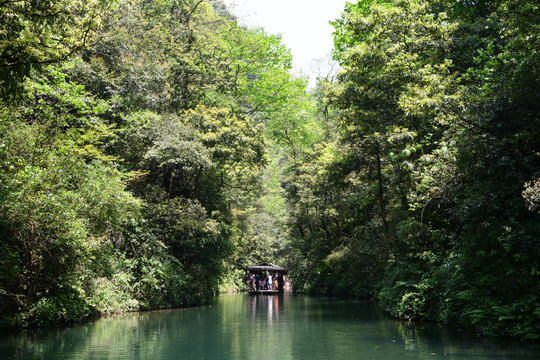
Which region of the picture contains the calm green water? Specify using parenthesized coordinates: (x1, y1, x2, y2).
(1, 293, 538, 359)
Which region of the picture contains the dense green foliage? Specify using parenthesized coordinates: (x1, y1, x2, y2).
(0, 0, 107, 99)
(1, 0, 538, 343)
(0, 0, 307, 326)
(286, 0, 540, 342)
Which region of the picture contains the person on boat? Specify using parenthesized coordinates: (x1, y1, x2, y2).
(249, 274, 256, 291)
(267, 273, 272, 290)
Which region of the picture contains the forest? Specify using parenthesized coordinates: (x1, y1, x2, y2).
(0, 0, 538, 342)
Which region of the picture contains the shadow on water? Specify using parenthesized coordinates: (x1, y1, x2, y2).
(1, 293, 539, 360)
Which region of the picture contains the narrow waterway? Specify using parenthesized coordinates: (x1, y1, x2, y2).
(1, 293, 538, 359)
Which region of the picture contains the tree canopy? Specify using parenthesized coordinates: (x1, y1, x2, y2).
(0, 0, 309, 326)
(286, 0, 540, 341)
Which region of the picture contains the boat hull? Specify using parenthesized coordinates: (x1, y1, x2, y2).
(248, 290, 281, 294)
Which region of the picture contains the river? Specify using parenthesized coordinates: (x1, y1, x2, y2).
(1, 293, 538, 359)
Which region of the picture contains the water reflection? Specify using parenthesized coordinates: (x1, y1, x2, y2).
(248, 293, 282, 324)
(0, 294, 539, 360)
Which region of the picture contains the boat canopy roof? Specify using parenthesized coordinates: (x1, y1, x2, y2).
(246, 263, 288, 274)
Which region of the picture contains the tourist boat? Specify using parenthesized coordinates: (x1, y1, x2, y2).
(246, 263, 288, 294)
